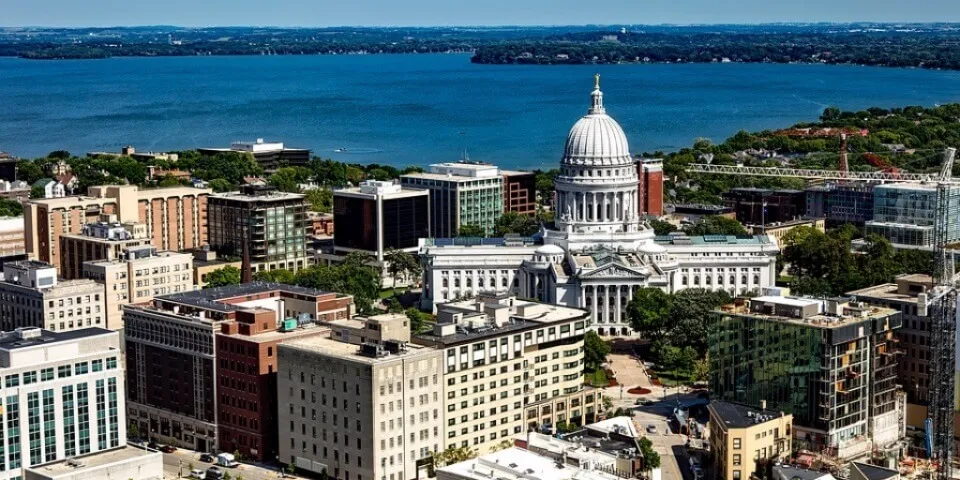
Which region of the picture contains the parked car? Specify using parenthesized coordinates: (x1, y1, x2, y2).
(159, 445, 177, 453)
(205, 466, 224, 480)
(199, 453, 215, 463)
(190, 469, 205, 479)
(646, 424, 657, 434)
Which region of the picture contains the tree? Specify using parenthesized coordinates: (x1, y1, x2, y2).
(639, 437, 661, 470)
(602, 397, 614, 412)
(490, 439, 513, 452)
(494, 211, 539, 237)
(127, 423, 140, 439)
(188, 462, 195, 473)
(668, 288, 731, 355)
(320, 469, 329, 480)
(385, 249, 417, 289)
(47, 150, 71, 159)
(295, 253, 381, 313)
(430, 446, 478, 468)
(222, 472, 232, 480)
(684, 215, 747, 236)
(269, 166, 311, 193)
(30, 184, 46, 199)
(694, 356, 710, 382)
(205, 266, 241, 288)
(456, 224, 485, 237)
(253, 269, 296, 284)
(627, 288, 674, 343)
(15, 160, 44, 184)
(649, 219, 676, 236)
(208, 178, 234, 193)
(306, 187, 334, 213)
(405, 308, 433, 334)
(583, 330, 610, 372)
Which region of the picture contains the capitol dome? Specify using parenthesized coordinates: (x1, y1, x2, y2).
(562, 75, 632, 166)
(535, 244, 565, 256)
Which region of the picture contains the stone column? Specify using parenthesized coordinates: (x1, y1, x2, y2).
(601, 286, 609, 324)
(615, 284, 622, 323)
(580, 285, 586, 308)
(591, 285, 598, 324)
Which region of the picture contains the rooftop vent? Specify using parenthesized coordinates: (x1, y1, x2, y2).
(359, 343, 388, 359)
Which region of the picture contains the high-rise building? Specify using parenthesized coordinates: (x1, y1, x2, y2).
(24, 185, 210, 270)
(413, 295, 600, 453)
(198, 139, 310, 171)
(0, 261, 105, 332)
(0, 327, 125, 478)
(278, 327, 444, 480)
(333, 180, 430, 262)
(124, 283, 353, 453)
(207, 185, 311, 273)
(81, 246, 194, 331)
(865, 183, 960, 248)
(401, 162, 504, 237)
(637, 158, 663, 217)
(707, 401, 793, 480)
(58, 216, 152, 280)
(709, 291, 902, 461)
(501, 170, 537, 217)
(216, 307, 330, 462)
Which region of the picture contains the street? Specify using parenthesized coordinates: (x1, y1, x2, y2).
(160, 449, 288, 480)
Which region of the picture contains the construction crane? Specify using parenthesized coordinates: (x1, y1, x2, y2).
(686, 148, 959, 478)
(773, 127, 869, 176)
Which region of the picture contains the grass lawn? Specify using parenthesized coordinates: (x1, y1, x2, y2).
(655, 369, 693, 387)
(585, 369, 609, 387)
(379, 288, 401, 299)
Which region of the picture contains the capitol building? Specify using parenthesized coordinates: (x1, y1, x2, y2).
(418, 77, 779, 336)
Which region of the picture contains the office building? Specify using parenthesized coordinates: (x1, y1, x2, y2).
(500, 171, 537, 217)
(416, 80, 780, 330)
(401, 162, 504, 237)
(0, 217, 25, 257)
(333, 180, 430, 262)
(24, 185, 210, 270)
(0, 155, 18, 182)
(58, 216, 152, 280)
(207, 185, 311, 273)
(0, 261, 105, 332)
(87, 145, 179, 163)
(865, 183, 960, 248)
(24, 446, 162, 480)
(805, 183, 875, 228)
(414, 296, 600, 453)
(709, 291, 902, 461)
(216, 308, 330, 462)
(723, 188, 806, 226)
(437, 447, 621, 480)
(637, 158, 663, 217)
(198, 139, 310, 171)
(0, 327, 125, 480)
(124, 283, 353, 453)
(707, 401, 793, 480)
(278, 330, 444, 480)
(81, 246, 194, 331)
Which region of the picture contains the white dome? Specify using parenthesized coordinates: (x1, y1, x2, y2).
(638, 242, 666, 255)
(563, 115, 631, 165)
(561, 76, 632, 166)
(535, 244, 565, 256)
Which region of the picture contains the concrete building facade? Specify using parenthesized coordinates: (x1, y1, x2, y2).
(0, 261, 105, 332)
(58, 217, 151, 281)
(401, 162, 504, 238)
(707, 401, 793, 480)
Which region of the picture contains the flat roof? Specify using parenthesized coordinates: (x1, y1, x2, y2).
(281, 335, 436, 365)
(708, 401, 788, 429)
(847, 283, 919, 304)
(654, 234, 773, 246)
(210, 190, 305, 202)
(438, 447, 620, 480)
(401, 172, 502, 183)
(720, 297, 899, 329)
(0, 327, 114, 351)
(772, 465, 836, 480)
(415, 299, 588, 347)
(156, 281, 346, 313)
(220, 323, 330, 344)
(27, 445, 160, 476)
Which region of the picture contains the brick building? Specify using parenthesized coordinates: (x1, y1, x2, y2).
(59, 216, 152, 280)
(637, 158, 663, 216)
(124, 283, 353, 453)
(24, 185, 210, 271)
(501, 170, 537, 217)
(216, 309, 329, 461)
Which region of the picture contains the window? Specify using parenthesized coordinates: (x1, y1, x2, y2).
(733, 454, 741, 466)
(733, 438, 741, 449)
(92, 360, 103, 372)
(75, 362, 89, 375)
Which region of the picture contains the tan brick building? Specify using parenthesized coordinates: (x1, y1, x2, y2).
(0, 216, 25, 257)
(24, 185, 210, 270)
(0, 260, 106, 332)
(59, 216, 152, 280)
(82, 246, 194, 330)
(708, 401, 793, 480)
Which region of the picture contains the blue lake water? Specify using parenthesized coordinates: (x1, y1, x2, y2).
(3, 54, 960, 169)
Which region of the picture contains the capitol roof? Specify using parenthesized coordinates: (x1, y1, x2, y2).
(562, 74, 632, 167)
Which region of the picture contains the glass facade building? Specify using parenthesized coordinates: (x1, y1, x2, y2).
(709, 297, 902, 459)
(865, 183, 960, 247)
(401, 163, 504, 237)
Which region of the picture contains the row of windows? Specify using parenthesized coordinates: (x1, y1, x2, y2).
(3, 358, 117, 388)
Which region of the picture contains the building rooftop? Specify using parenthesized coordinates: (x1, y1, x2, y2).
(211, 186, 305, 202)
(500, 169, 535, 177)
(0, 327, 113, 351)
(281, 334, 435, 365)
(719, 294, 899, 329)
(437, 447, 621, 480)
(850, 462, 899, 480)
(419, 236, 539, 248)
(26, 445, 160, 477)
(772, 465, 837, 480)
(220, 322, 330, 344)
(335, 180, 428, 200)
(708, 401, 789, 430)
(155, 281, 347, 313)
(654, 234, 774, 246)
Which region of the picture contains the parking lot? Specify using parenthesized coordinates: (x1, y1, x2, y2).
(160, 448, 288, 480)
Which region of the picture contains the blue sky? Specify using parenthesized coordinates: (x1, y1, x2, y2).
(4, 0, 959, 27)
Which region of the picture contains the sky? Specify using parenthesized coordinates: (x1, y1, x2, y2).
(3, 0, 960, 27)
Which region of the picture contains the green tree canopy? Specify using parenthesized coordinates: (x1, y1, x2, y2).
(205, 266, 241, 288)
(583, 330, 610, 372)
(626, 288, 674, 344)
(456, 224, 485, 237)
(294, 253, 381, 313)
(649, 219, 677, 236)
(683, 215, 748, 236)
(494, 211, 539, 237)
(268, 166, 311, 193)
(306, 187, 334, 213)
(208, 178, 234, 193)
(252, 269, 296, 284)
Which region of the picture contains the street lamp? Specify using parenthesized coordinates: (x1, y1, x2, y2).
(178, 459, 182, 478)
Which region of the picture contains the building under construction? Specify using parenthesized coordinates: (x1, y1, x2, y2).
(708, 289, 904, 462)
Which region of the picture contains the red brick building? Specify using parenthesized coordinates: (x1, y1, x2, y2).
(216, 308, 331, 462)
(637, 158, 664, 217)
(501, 170, 537, 217)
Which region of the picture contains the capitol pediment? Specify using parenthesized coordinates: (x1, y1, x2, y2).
(579, 263, 647, 279)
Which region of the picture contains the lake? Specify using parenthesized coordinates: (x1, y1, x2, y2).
(3, 54, 960, 169)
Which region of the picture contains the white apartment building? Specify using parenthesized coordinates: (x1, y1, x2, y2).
(0, 327, 125, 480)
(0, 261, 105, 333)
(279, 336, 444, 480)
(82, 246, 194, 331)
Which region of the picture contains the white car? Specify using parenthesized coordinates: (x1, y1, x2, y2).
(646, 424, 657, 435)
(190, 469, 205, 479)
